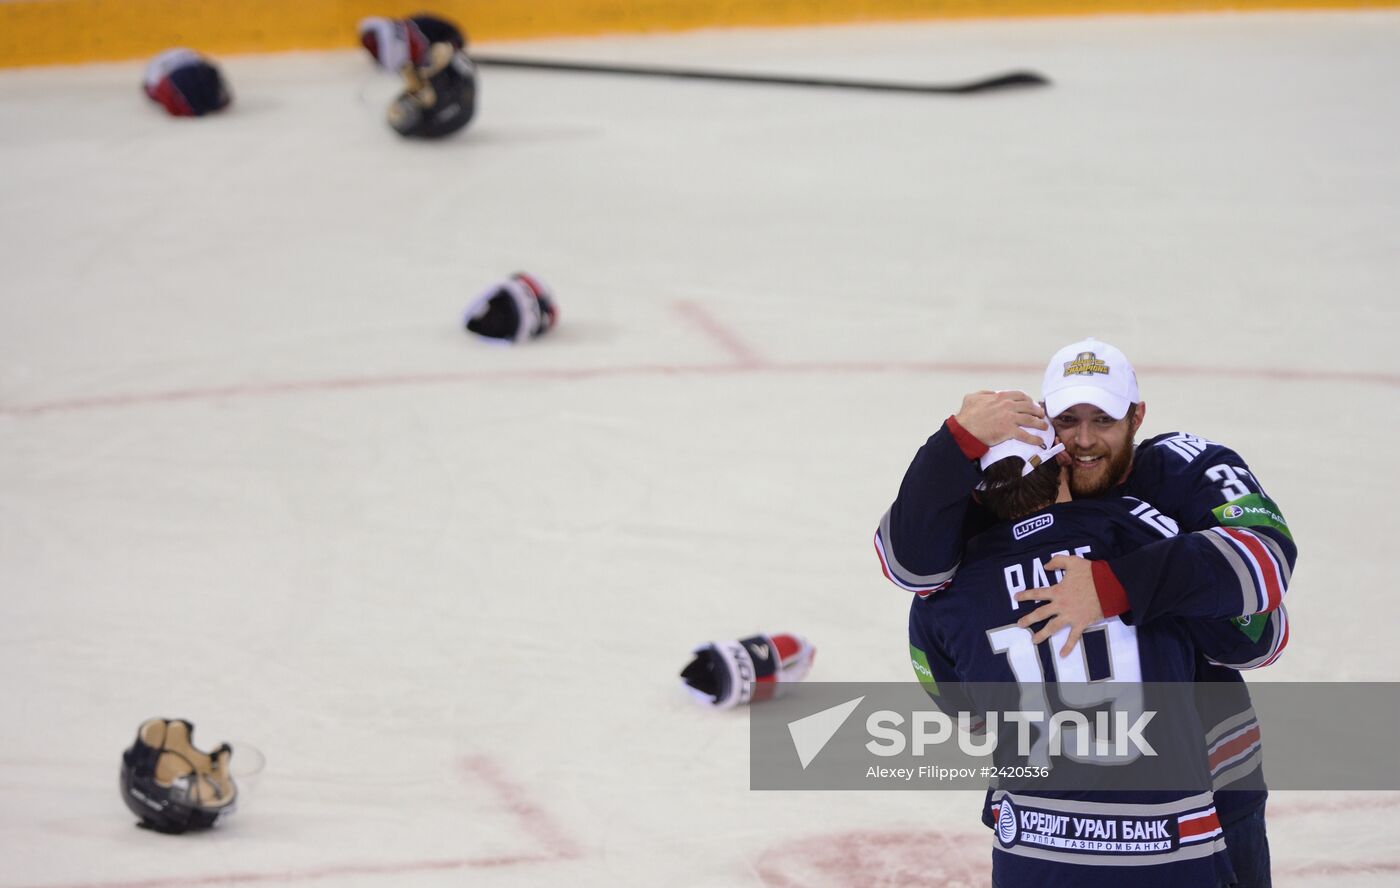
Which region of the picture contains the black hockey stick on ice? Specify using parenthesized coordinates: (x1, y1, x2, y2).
(473, 55, 1049, 95)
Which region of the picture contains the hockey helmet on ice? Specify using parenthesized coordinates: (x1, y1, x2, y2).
(119, 718, 237, 833)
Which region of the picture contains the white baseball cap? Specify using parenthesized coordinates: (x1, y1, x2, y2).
(978, 395, 1065, 484)
(1041, 338, 1140, 420)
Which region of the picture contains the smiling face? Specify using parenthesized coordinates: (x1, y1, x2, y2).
(1049, 402, 1146, 498)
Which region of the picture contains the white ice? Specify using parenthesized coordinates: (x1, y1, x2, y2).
(2, 11, 1398, 887)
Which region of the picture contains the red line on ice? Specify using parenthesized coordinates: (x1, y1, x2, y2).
(1269, 794, 1400, 818)
(458, 754, 582, 860)
(3, 360, 1396, 419)
(14, 854, 556, 888)
(1275, 859, 1400, 879)
(19, 757, 581, 888)
(672, 300, 766, 366)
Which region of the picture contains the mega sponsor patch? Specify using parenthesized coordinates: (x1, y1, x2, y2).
(909, 644, 939, 696)
(1213, 494, 1292, 541)
(1230, 613, 1269, 643)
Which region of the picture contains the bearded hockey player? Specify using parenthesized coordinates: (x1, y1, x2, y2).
(908, 424, 1287, 887)
(878, 338, 1294, 887)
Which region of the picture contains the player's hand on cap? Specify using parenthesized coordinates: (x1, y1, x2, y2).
(1012, 555, 1104, 657)
(955, 390, 1049, 448)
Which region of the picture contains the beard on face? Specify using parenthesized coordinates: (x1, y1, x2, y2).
(1067, 416, 1139, 498)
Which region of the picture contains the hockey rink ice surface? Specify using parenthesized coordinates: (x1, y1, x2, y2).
(2, 10, 1399, 887)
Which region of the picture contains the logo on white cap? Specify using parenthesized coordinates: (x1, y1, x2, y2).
(1041, 338, 1140, 421)
(1062, 352, 1111, 378)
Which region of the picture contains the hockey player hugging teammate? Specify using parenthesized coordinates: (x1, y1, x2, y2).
(879, 338, 1294, 888)
(906, 421, 1288, 887)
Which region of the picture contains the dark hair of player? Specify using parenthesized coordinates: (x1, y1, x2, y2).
(978, 456, 1062, 523)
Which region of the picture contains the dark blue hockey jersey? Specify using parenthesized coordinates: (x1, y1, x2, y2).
(909, 497, 1276, 887)
(879, 424, 1294, 825)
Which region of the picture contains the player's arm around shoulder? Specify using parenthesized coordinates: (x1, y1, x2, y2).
(1018, 466, 1293, 654)
(876, 391, 1046, 597)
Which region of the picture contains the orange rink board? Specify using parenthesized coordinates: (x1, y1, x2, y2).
(2, 0, 1399, 67)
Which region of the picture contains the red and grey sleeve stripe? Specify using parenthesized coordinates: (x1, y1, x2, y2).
(1201, 526, 1290, 614)
(1176, 806, 1223, 846)
(874, 518, 958, 597)
(1207, 712, 1263, 787)
(1255, 607, 1290, 668)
